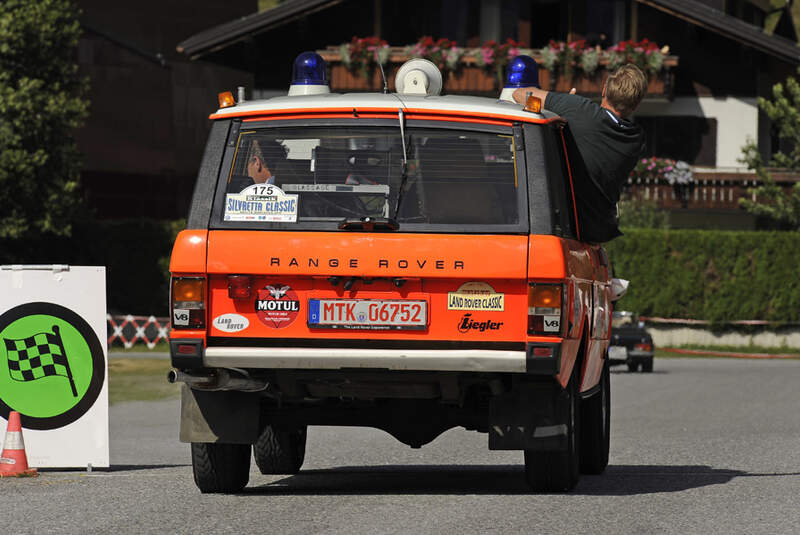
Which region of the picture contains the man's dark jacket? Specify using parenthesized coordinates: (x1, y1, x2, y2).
(545, 92, 645, 243)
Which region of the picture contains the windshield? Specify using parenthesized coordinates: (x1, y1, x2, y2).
(218, 125, 523, 230)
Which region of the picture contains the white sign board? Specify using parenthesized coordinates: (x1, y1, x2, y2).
(0, 265, 109, 468)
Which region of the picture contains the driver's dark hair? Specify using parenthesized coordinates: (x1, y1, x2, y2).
(253, 139, 287, 170)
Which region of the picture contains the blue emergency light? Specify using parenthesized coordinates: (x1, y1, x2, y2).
(291, 52, 328, 86)
(504, 55, 539, 88)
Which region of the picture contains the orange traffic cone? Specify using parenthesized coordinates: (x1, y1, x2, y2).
(0, 411, 38, 477)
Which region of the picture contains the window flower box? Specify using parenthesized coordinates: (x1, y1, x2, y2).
(317, 40, 677, 98)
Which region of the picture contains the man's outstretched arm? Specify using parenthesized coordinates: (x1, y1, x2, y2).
(512, 86, 576, 106)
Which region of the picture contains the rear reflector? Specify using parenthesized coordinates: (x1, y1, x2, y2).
(531, 346, 553, 357)
(178, 344, 197, 355)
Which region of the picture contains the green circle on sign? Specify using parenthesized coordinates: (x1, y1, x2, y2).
(0, 302, 105, 430)
(0, 315, 92, 417)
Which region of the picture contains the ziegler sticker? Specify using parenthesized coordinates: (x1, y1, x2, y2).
(224, 184, 298, 222)
(255, 284, 300, 329)
(212, 314, 249, 333)
(457, 313, 503, 333)
(447, 282, 504, 311)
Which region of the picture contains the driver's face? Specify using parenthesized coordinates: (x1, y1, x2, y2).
(247, 154, 272, 184)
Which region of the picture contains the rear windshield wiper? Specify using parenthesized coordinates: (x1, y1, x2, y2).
(392, 108, 410, 224)
(338, 216, 399, 231)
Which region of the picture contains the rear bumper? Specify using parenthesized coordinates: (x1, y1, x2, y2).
(203, 347, 527, 373)
(170, 340, 561, 375)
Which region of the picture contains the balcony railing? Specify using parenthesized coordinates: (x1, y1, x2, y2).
(626, 169, 800, 211)
(317, 47, 678, 98)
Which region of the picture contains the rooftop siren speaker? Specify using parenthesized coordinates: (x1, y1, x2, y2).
(288, 51, 330, 96)
(395, 59, 442, 96)
(499, 55, 540, 102)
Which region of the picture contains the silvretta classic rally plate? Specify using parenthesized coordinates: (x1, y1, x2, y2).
(308, 299, 427, 330)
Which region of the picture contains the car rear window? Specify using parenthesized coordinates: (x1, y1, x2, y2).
(214, 125, 527, 232)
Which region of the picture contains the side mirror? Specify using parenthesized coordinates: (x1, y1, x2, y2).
(610, 278, 629, 302)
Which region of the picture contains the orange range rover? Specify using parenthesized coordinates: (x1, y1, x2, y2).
(168, 53, 615, 493)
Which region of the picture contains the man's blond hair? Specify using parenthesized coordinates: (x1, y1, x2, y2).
(604, 64, 647, 118)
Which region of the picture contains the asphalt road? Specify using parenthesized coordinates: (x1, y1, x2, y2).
(3, 358, 799, 534)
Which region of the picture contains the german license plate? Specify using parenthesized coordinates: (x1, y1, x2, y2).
(308, 299, 427, 330)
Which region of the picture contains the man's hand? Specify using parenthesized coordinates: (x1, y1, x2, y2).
(512, 86, 548, 105)
(512, 86, 576, 106)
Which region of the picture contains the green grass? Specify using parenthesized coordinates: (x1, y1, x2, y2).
(109, 341, 169, 353)
(108, 358, 179, 405)
(655, 348, 800, 360)
(661, 344, 800, 355)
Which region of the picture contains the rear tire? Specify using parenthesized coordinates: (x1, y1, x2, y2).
(579, 359, 610, 474)
(627, 361, 639, 373)
(191, 442, 251, 494)
(254, 425, 307, 475)
(642, 359, 654, 373)
(524, 367, 580, 492)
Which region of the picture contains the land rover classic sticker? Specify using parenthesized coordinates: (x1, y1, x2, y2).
(0, 302, 105, 430)
(212, 313, 249, 333)
(255, 284, 300, 328)
(224, 184, 298, 222)
(447, 282, 505, 311)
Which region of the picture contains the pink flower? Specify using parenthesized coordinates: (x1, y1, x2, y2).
(641, 158, 648, 163)
(647, 164, 655, 171)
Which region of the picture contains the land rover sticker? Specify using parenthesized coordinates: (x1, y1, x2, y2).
(224, 184, 298, 222)
(447, 282, 504, 312)
(212, 314, 249, 333)
(255, 285, 300, 328)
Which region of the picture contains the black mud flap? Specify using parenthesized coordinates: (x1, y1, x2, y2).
(179, 384, 259, 444)
(488, 382, 569, 451)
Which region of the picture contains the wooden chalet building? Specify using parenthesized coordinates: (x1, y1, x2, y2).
(175, 0, 800, 228)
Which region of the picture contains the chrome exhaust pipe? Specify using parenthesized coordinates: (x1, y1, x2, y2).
(167, 368, 267, 392)
(167, 369, 215, 387)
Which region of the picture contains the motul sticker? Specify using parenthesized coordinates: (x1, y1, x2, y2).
(255, 284, 300, 328)
(212, 314, 249, 333)
(0, 457, 16, 464)
(447, 282, 504, 311)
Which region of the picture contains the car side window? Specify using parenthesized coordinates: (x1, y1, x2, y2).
(542, 124, 577, 239)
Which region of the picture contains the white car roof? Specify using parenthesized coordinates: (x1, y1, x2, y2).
(211, 92, 556, 122)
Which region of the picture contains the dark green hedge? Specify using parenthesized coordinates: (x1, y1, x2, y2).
(5, 225, 798, 322)
(0, 219, 183, 315)
(606, 229, 800, 323)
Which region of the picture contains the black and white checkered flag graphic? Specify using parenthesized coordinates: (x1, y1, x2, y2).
(3, 325, 77, 397)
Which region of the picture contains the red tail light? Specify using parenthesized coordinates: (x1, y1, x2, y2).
(528, 282, 564, 335)
(227, 275, 253, 299)
(635, 343, 653, 352)
(171, 276, 206, 329)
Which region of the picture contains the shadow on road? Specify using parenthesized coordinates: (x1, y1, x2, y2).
(245, 464, 795, 496)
